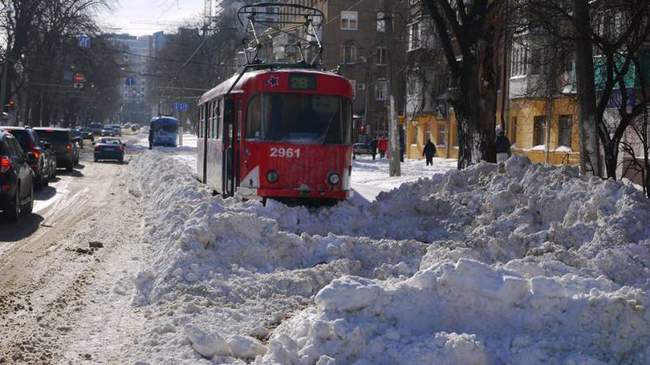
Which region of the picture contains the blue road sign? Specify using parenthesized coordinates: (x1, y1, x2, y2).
(173, 102, 189, 112)
(78, 35, 91, 48)
(125, 77, 136, 87)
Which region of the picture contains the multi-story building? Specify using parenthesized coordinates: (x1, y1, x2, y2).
(403, 0, 578, 164)
(257, 0, 407, 139)
(403, 0, 458, 159)
(107, 34, 153, 123)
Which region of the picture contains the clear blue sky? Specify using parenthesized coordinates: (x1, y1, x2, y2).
(97, 0, 204, 36)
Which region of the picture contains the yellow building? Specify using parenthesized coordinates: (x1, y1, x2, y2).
(405, 95, 580, 166)
(405, 113, 458, 160)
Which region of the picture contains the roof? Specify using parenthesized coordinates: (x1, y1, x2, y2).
(33, 127, 71, 132)
(199, 68, 349, 105)
(151, 116, 178, 124)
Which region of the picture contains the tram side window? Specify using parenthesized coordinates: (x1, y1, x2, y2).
(196, 105, 204, 138)
(198, 105, 205, 138)
(212, 100, 221, 139)
(246, 95, 262, 139)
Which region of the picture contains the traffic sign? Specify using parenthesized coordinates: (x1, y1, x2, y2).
(125, 77, 136, 87)
(78, 35, 91, 48)
(173, 102, 189, 112)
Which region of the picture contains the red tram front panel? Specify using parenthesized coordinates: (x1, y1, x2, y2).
(239, 142, 352, 200)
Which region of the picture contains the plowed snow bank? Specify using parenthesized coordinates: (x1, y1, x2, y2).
(129, 151, 650, 364)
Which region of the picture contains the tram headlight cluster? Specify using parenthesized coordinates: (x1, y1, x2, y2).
(266, 170, 279, 183)
(328, 172, 341, 186)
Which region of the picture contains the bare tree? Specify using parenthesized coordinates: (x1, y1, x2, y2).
(421, 0, 505, 168)
(522, 0, 650, 179)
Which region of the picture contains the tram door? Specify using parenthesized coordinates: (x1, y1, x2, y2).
(222, 97, 236, 196)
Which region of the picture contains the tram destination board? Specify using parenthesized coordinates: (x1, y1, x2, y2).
(288, 74, 317, 90)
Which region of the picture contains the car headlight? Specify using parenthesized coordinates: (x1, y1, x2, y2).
(266, 170, 279, 184)
(328, 172, 341, 186)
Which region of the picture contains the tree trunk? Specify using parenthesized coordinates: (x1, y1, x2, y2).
(603, 140, 619, 179)
(573, 0, 602, 176)
(453, 59, 497, 169)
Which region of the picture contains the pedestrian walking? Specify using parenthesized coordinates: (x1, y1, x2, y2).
(378, 136, 388, 159)
(496, 129, 512, 163)
(370, 138, 378, 160)
(423, 139, 437, 166)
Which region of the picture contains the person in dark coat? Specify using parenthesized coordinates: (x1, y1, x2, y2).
(423, 139, 437, 166)
(496, 130, 512, 163)
(148, 127, 154, 150)
(370, 138, 378, 160)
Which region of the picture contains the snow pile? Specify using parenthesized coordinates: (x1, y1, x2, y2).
(259, 259, 650, 364)
(127, 151, 426, 364)
(129, 151, 650, 364)
(253, 157, 650, 289)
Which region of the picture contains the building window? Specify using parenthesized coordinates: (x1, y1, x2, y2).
(377, 12, 386, 32)
(341, 11, 358, 31)
(341, 44, 357, 64)
(511, 117, 517, 144)
(511, 43, 528, 77)
(558, 115, 573, 147)
(376, 79, 388, 101)
(530, 48, 542, 75)
(357, 82, 366, 91)
(408, 22, 421, 51)
(377, 47, 387, 65)
(438, 123, 447, 146)
(533, 116, 546, 146)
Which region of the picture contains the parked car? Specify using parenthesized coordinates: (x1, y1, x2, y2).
(107, 124, 122, 137)
(353, 142, 375, 160)
(72, 129, 85, 149)
(33, 128, 79, 172)
(80, 128, 94, 141)
(94, 137, 125, 163)
(40, 140, 57, 182)
(89, 123, 103, 136)
(1, 126, 49, 187)
(0, 130, 35, 220)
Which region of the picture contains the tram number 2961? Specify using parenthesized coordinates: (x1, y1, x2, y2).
(270, 147, 301, 159)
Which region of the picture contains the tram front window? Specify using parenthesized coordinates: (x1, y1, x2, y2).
(247, 94, 352, 144)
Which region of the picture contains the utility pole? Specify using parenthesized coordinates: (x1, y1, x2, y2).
(386, 5, 401, 176)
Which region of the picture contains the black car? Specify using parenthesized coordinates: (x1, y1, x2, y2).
(89, 123, 103, 137)
(0, 130, 35, 220)
(33, 128, 79, 172)
(1, 126, 49, 188)
(94, 137, 125, 163)
(80, 128, 94, 141)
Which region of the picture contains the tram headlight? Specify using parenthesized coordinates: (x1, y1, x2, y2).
(266, 170, 279, 184)
(327, 172, 341, 186)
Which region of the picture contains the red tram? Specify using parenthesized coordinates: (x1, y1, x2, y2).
(196, 67, 354, 202)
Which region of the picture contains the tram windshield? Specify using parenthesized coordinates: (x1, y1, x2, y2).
(247, 94, 352, 144)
